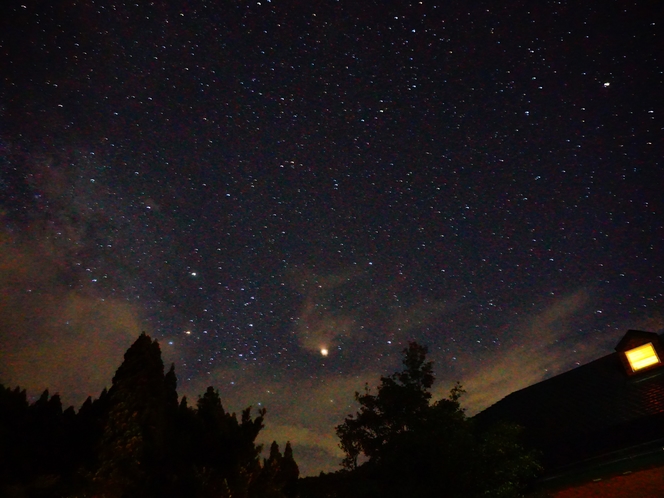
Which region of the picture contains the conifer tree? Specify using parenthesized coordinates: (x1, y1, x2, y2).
(250, 440, 299, 498)
(93, 332, 170, 497)
(165, 363, 179, 413)
(75, 387, 111, 470)
(1, 333, 298, 498)
(0, 385, 30, 488)
(195, 386, 266, 496)
(280, 442, 300, 498)
(29, 389, 66, 476)
(251, 441, 284, 498)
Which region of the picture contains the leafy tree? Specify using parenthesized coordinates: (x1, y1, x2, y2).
(336, 342, 434, 469)
(332, 342, 540, 498)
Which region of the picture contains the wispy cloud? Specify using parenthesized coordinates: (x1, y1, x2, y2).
(288, 267, 456, 353)
(436, 289, 606, 414)
(294, 296, 359, 353)
(0, 234, 145, 407)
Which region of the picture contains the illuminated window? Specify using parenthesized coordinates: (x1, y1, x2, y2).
(625, 343, 661, 372)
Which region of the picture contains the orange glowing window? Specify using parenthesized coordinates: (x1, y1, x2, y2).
(625, 343, 661, 372)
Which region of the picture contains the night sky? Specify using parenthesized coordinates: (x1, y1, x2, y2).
(1, 0, 662, 475)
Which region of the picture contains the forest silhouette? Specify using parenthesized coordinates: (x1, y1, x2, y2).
(0, 333, 298, 498)
(0, 335, 539, 497)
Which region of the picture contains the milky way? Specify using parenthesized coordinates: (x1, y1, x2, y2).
(0, 0, 662, 474)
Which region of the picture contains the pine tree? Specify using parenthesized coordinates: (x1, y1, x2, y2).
(251, 441, 283, 498)
(75, 387, 111, 470)
(164, 363, 179, 413)
(28, 389, 66, 476)
(250, 440, 298, 498)
(280, 442, 300, 498)
(1, 333, 298, 497)
(0, 385, 30, 488)
(93, 332, 171, 497)
(195, 386, 266, 497)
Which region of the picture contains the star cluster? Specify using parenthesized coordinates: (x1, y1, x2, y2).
(0, 0, 662, 475)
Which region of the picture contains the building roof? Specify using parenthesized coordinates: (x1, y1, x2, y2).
(474, 331, 664, 469)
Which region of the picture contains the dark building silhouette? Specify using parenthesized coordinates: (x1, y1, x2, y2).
(475, 330, 664, 486)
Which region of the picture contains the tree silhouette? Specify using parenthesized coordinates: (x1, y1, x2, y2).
(252, 441, 300, 498)
(330, 342, 540, 498)
(0, 332, 299, 498)
(194, 385, 266, 496)
(336, 342, 434, 469)
(281, 442, 300, 498)
(93, 332, 171, 496)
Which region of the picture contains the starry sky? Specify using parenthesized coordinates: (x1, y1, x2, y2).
(0, 0, 662, 475)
